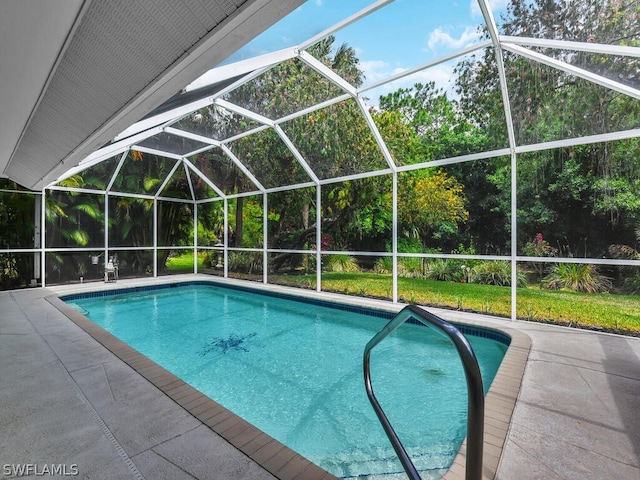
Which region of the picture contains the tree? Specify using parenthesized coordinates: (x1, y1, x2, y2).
(378, 82, 510, 253)
(455, 0, 640, 256)
(398, 170, 469, 251)
(379, 81, 490, 159)
(0, 180, 37, 288)
(215, 36, 396, 268)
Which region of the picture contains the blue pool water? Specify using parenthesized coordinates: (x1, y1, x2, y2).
(65, 283, 508, 478)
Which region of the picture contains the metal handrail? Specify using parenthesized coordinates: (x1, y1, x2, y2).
(363, 305, 485, 480)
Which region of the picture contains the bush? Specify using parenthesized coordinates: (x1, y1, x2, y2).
(396, 237, 423, 253)
(473, 261, 528, 287)
(227, 251, 263, 274)
(425, 258, 460, 282)
(203, 250, 218, 268)
(398, 256, 424, 278)
(324, 254, 359, 273)
(620, 270, 640, 295)
(373, 256, 393, 274)
(522, 233, 558, 278)
(374, 256, 453, 279)
(543, 263, 612, 293)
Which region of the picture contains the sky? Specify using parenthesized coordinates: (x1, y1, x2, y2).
(218, 0, 510, 104)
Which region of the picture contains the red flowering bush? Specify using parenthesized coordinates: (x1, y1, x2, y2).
(522, 233, 558, 279)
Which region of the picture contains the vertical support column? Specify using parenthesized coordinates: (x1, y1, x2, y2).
(153, 199, 158, 277)
(392, 172, 398, 303)
(316, 184, 321, 292)
(223, 198, 228, 278)
(33, 192, 41, 285)
(104, 193, 109, 273)
(263, 193, 268, 284)
(511, 150, 517, 321)
(40, 191, 46, 288)
(194, 202, 198, 274)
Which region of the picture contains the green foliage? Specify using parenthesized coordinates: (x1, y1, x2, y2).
(324, 253, 359, 273)
(197, 222, 218, 246)
(235, 198, 263, 248)
(396, 236, 424, 253)
(398, 170, 469, 250)
(227, 251, 263, 274)
(593, 176, 640, 226)
(378, 81, 489, 160)
(456, 0, 640, 257)
(398, 257, 424, 278)
(0, 183, 37, 265)
(473, 261, 528, 287)
(372, 109, 423, 164)
(165, 251, 204, 272)
(543, 263, 612, 293)
(424, 258, 460, 282)
(373, 256, 393, 274)
(373, 254, 455, 279)
(522, 233, 558, 257)
(608, 218, 640, 293)
(618, 270, 640, 295)
(0, 254, 22, 289)
(522, 233, 559, 278)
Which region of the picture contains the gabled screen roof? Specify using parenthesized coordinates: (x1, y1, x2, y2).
(53, 0, 640, 203)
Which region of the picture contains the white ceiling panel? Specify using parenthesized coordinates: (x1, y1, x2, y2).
(0, 0, 303, 190)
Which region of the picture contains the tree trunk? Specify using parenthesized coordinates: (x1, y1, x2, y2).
(302, 203, 309, 230)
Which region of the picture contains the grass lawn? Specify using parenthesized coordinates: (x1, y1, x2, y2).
(165, 251, 205, 272)
(269, 272, 640, 335)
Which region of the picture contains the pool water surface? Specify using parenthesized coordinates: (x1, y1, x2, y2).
(65, 283, 508, 478)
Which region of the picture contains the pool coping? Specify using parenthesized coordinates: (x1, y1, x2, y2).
(47, 277, 531, 480)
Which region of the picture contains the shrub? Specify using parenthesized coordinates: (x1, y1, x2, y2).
(398, 256, 424, 278)
(227, 251, 263, 274)
(543, 263, 612, 293)
(425, 258, 460, 282)
(396, 237, 423, 253)
(373, 256, 434, 278)
(608, 223, 640, 294)
(522, 233, 558, 278)
(620, 270, 640, 295)
(324, 254, 359, 273)
(522, 233, 559, 257)
(473, 261, 528, 287)
(373, 256, 393, 274)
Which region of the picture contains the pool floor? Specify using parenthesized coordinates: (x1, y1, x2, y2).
(65, 284, 508, 477)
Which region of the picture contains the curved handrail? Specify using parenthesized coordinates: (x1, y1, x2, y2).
(363, 304, 485, 480)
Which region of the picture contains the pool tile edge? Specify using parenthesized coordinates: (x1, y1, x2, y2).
(442, 324, 531, 480)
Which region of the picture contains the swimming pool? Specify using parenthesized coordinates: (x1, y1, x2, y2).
(63, 282, 509, 478)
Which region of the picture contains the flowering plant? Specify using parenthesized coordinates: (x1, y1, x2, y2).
(523, 233, 558, 257)
(523, 233, 558, 279)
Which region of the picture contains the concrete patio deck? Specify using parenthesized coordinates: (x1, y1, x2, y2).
(1, 274, 639, 479)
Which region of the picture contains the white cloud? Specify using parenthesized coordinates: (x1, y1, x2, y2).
(359, 59, 391, 84)
(360, 62, 458, 108)
(470, 0, 509, 17)
(427, 25, 480, 52)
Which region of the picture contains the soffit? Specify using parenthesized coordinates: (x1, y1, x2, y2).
(1, 0, 304, 190)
